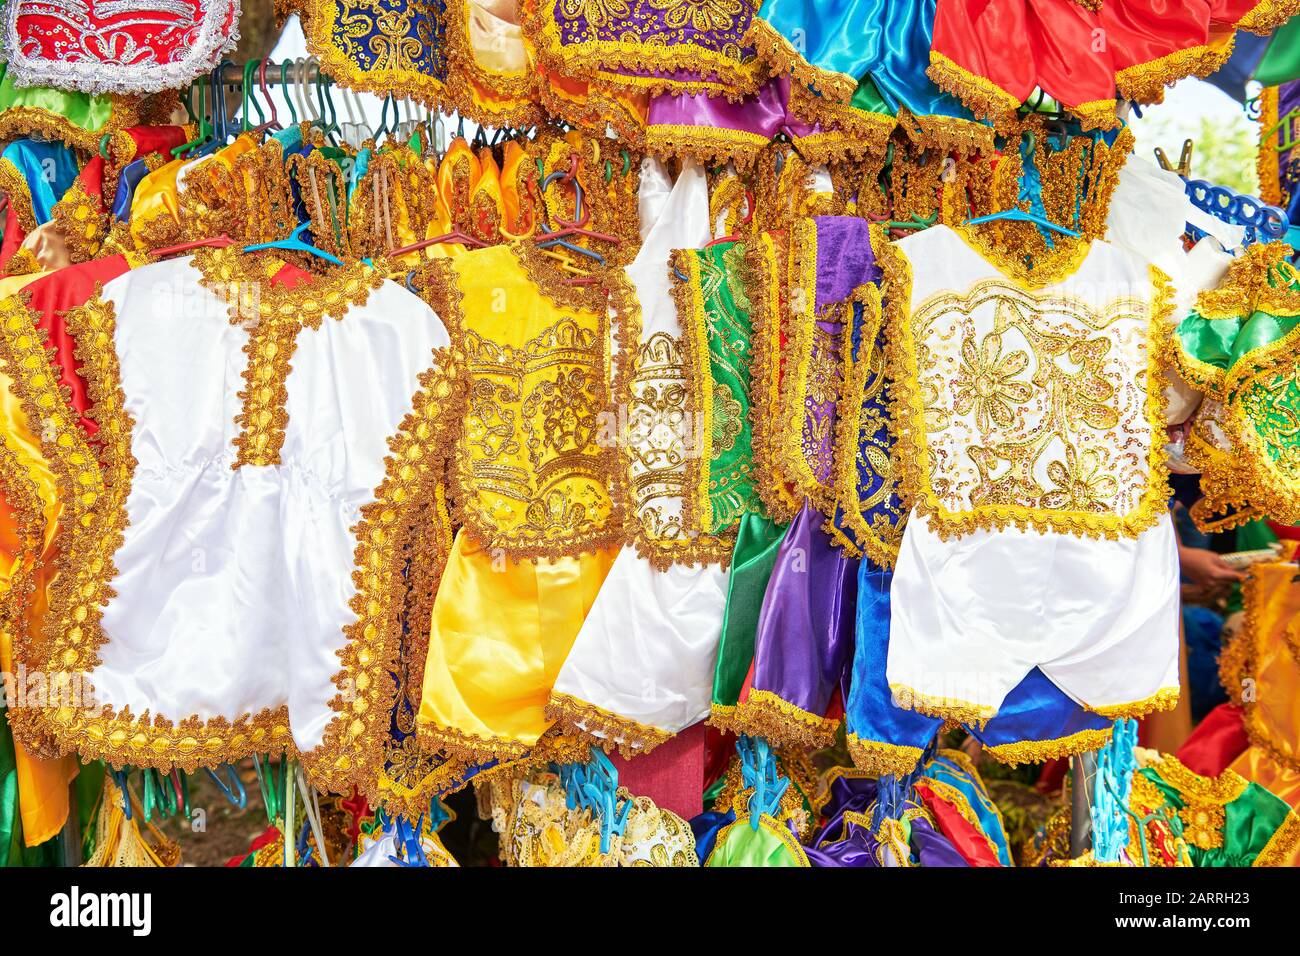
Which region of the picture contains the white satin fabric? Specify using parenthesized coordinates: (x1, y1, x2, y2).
(550, 158, 728, 744)
(92, 259, 449, 754)
(886, 228, 1185, 717)
(889, 510, 1180, 716)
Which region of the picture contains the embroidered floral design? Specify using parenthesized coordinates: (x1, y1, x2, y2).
(953, 331, 1032, 431)
(1041, 446, 1120, 513)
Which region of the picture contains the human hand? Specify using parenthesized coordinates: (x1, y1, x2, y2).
(1178, 546, 1246, 588)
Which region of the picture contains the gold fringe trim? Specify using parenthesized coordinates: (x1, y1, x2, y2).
(846, 733, 925, 778)
(744, 18, 858, 104)
(926, 52, 1022, 125)
(985, 727, 1114, 767)
(543, 691, 674, 758)
(888, 683, 996, 726)
(417, 721, 533, 768)
(1116, 39, 1236, 105)
(1087, 687, 1181, 720)
(644, 125, 768, 173)
(1237, 0, 1300, 35)
(1255, 808, 1300, 866)
(726, 688, 841, 751)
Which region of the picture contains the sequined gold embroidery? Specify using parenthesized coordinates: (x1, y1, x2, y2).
(883, 233, 1176, 540)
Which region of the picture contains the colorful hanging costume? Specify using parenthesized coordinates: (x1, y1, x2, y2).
(548, 158, 732, 753)
(1, 247, 458, 804)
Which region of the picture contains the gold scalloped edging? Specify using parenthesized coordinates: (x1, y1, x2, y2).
(0, 429, 46, 757)
(743, 17, 857, 104)
(1116, 37, 1236, 105)
(1256, 807, 1300, 866)
(0, 158, 38, 234)
(726, 688, 841, 751)
(521, 0, 766, 102)
(1070, 98, 1122, 132)
(48, 178, 107, 265)
(0, 289, 300, 771)
(1238, 0, 1300, 35)
(416, 720, 534, 768)
(543, 691, 674, 758)
(1197, 241, 1300, 321)
(878, 227, 1176, 541)
(1258, 85, 1284, 208)
(926, 51, 1022, 126)
(888, 682, 996, 726)
(1087, 687, 1180, 720)
(845, 733, 925, 777)
(984, 727, 1114, 767)
(823, 281, 905, 568)
(898, 108, 996, 156)
(644, 124, 769, 172)
(300, 349, 460, 803)
(743, 233, 801, 523)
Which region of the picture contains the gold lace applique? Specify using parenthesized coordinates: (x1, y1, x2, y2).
(420, 247, 620, 560)
(882, 229, 1175, 540)
(192, 246, 387, 468)
(0, 290, 297, 771)
(301, 351, 461, 805)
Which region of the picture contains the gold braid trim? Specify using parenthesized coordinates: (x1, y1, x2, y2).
(985, 727, 1114, 767)
(644, 125, 769, 172)
(743, 233, 800, 522)
(670, 248, 717, 538)
(743, 18, 858, 103)
(779, 217, 839, 517)
(726, 688, 841, 752)
(889, 683, 996, 726)
(1237, 0, 1300, 35)
(300, 349, 460, 803)
(0, 107, 105, 153)
(926, 52, 1022, 126)
(543, 691, 674, 758)
(193, 247, 387, 468)
(0, 158, 38, 234)
(4, 249, 41, 277)
(1255, 808, 1300, 866)
(845, 734, 925, 778)
(0, 289, 297, 770)
(1088, 687, 1181, 720)
(1258, 85, 1284, 208)
(48, 178, 108, 265)
(822, 281, 905, 567)
(1196, 241, 1300, 320)
(899, 108, 995, 156)
(1116, 38, 1236, 105)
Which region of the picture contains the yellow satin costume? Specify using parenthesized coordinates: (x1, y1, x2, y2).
(0, 271, 78, 847)
(416, 243, 624, 763)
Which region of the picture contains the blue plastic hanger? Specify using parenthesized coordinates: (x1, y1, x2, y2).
(112, 768, 134, 820)
(737, 736, 789, 829)
(204, 763, 248, 810)
(244, 221, 345, 265)
(965, 207, 1080, 237)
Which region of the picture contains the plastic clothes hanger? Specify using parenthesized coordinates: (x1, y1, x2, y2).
(205, 763, 248, 809)
(736, 735, 789, 829)
(240, 60, 266, 133)
(245, 221, 345, 265)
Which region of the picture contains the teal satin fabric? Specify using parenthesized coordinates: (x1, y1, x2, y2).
(755, 0, 979, 121)
(2, 139, 80, 223)
(921, 754, 1013, 866)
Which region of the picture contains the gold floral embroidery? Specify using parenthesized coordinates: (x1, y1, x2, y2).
(1179, 802, 1226, 850)
(881, 227, 1175, 540)
(420, 245, 619, 560)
